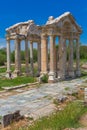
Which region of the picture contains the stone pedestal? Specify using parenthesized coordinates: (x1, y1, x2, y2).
(48, 72, 55, 83)
(68, 71, 75, 77)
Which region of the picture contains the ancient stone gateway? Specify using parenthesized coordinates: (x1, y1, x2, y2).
(6, 12, 82, 83)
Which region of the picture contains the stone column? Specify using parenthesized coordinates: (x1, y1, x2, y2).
(37, 42, 41, 76)
(41, 34, 48, 75)
(46, 41, 49, 71)
(30, 41, 34, 76)
(14, 38, 21, 76)
(54, 38, 57, 77)
(48, 35, 55, 83)
(6, 39, 11, 78)
(68, 38, 75, 77)
(76, 38, 81, 76)
(64, 40, 67, 77)
(58, 36, 66, 80)
(25, 39, 29, 76)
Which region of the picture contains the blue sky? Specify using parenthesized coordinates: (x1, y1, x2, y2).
(0, 0, 87, 49)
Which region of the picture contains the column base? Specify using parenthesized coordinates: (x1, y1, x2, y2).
(13, 70, 21, 77)
(40, 71, 48, 75)
(6, 71, 12, 78)
(30, 71, 34, 77)
(25, 69, 30, 76)
(25, 72, 30, 76)
(35, 71, 40, 77)
(48, 72, 56, 83)
(57, 71, 65, 80)
(76, 70, 81, 77)
(68, 71, 75, 78)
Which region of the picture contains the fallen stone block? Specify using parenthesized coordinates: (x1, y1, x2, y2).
(1, 113, 14, 128)
(0, 110, 23, 128)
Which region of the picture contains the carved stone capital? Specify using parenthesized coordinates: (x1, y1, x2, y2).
(6, 36, 10, 41)
(41, 34, 47, 40)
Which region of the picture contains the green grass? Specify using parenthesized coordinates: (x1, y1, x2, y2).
(81, 70, 87, 77)
(64, 87, 70, 91)
(80, 59, 87, 64)
(27, 101, 87, 130)
(0, 76, 36, 89)
(0, 66, 38, 74)
(0, 67, 7, 73)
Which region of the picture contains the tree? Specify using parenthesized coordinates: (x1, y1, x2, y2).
(0, 48, 6, 66)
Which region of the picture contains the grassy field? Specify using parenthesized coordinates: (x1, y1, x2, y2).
(0, 66, 29, 73)
(0, 65, 38, 74)
(28, 101, 87, 130)
(0, 67, 7, 73)
(0, 76, 37, 90)
(0, 65, 38, 90)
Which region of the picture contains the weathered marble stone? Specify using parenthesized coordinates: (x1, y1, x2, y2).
(0, 110, 23, 128)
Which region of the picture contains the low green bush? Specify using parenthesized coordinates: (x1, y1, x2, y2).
(41, 74, 48, 83)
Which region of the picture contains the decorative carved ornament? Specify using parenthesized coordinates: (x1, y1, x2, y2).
(27, 23, 41, 36)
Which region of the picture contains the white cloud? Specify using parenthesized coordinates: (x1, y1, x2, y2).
(0, 45, 5, 49)
(0, 38, 6, 48)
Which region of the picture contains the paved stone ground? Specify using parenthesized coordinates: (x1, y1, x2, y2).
(0, 77, 87, 120)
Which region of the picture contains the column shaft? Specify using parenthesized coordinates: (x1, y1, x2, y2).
(68, 39, 74, 77)
(76, 38, 81, 76)
(58, 36, 66, 79)
(48, 35, 55, 83)
(6, 40, 11, 77)
(25, 39, 29, 75)
(41, 35, 48, 74)
(30, 41, 34, 76)
(37, 43, 41, 75)
(54, 41, 57, 77)
(14, 38, 21, 76)
(50, 36, 55, 72)
(64, 40, 67, 77)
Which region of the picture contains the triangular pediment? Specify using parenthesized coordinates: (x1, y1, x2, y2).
(46, 12, 82, 33)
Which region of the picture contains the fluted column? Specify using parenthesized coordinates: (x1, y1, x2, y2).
(14, 38, 21, 76)
(37, 42, 41, 76)
(6, 39, 11, 77)
(54, 38, 57, 77)
(58, 36, 66, 80)
(64, 40, 67, 77)
(30, 41, 34, 76)
(68, 38, 75, 77)
(76, 38, 81, 76)
(48, 35, 55, 83)
(41, 34, 48, 75)
(25, 39, 29, 76)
